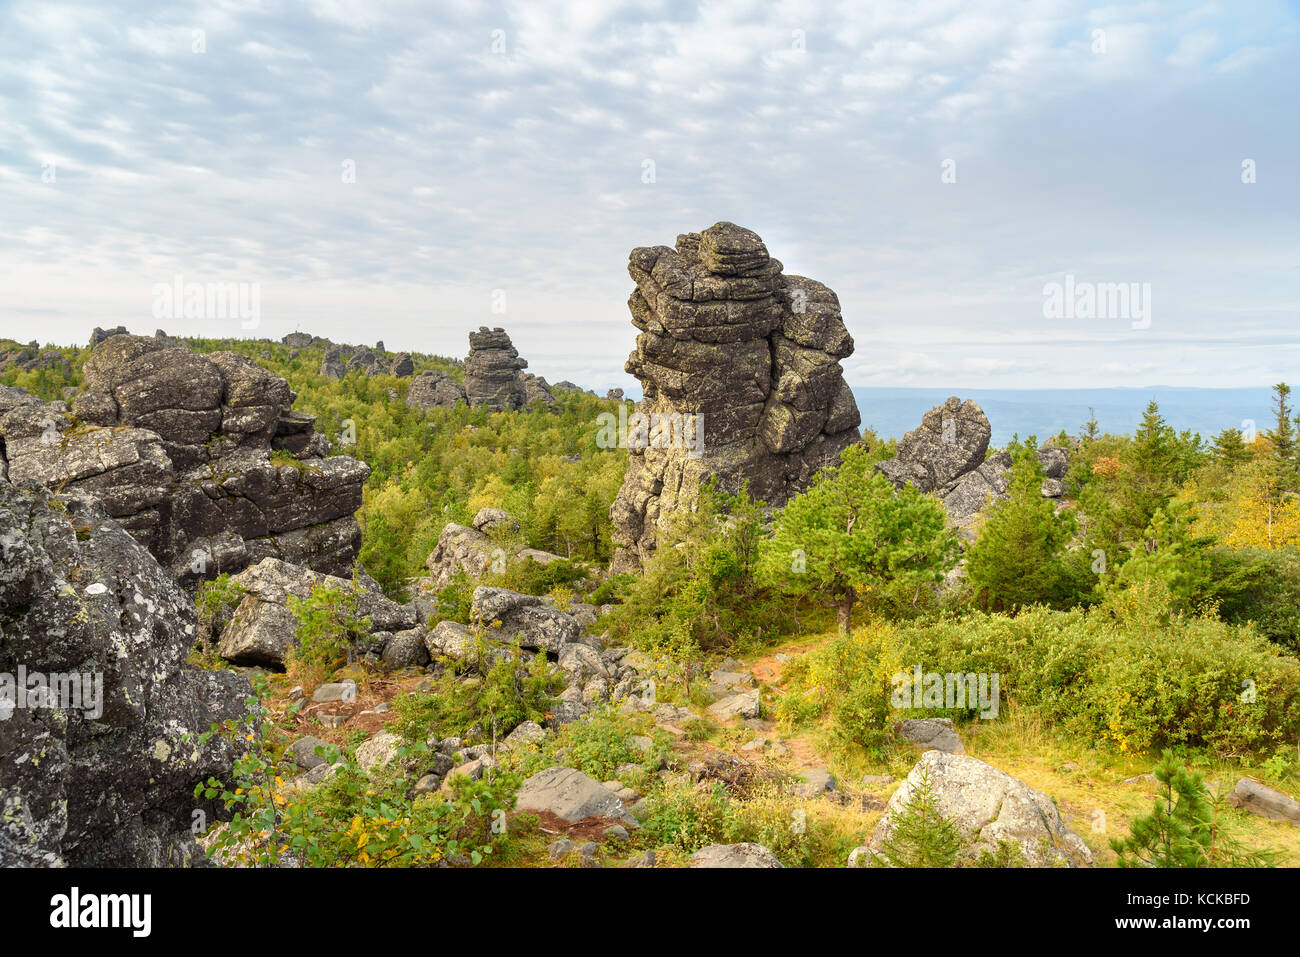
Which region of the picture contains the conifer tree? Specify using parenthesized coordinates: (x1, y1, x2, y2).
(878, 766, 962, 868)
(1112, 751, 1280, 868)
(1211, 426, 1254, 470)
(965, 437, 1083, 610)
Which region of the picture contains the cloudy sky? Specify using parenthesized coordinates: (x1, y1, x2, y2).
(1, 0, 1296, 392)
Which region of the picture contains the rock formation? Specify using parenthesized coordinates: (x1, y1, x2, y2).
(405, 370, 468, 411)
(0, 480, 251, 866)
(213, 557, 417, 667)
(876, 396, 1072, 526)
(609, 222, 862, 571)
(464, 327, 530, 411)
(0, 335, 369, 585)
(318, 343, 415, 379)
(0, 341, 72, 378)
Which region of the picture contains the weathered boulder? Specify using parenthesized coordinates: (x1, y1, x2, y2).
(870, 751, 1093, 867)
(0, 482, 251, 867)
(522, 373, 555, 407)
(708, 689, 761, 721)
(214, 557, 416, 667)
(879, 400, 1074, 525)
(610, 223, 861, 571)
(473, 507, 519, 533)
(690, 843, 784, 868)
(425, 522, 502, 588)
(471, 586, 581, 652)
(465, 327, 528, 411)
(0, 337, 369, 586)
(942, 450, 1013, 519)
(405, 370, 468, 411)
(877, 396, 990, 494)
(389, 353, 415, 378)
(355, 732, 402, 772)
(1227, 778, 1300, 824)
(898, 717, 965, 755)
(514, 767, 637, 825)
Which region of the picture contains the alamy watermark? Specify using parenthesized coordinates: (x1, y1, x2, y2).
(596, 404, 704, 458)
(0, 665, 104, 720)
(891, 666, 1000, 719)
(151, 274, 261, 329)
(1043, 274, 1151, 329)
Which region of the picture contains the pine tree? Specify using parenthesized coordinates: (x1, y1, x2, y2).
(965, 438, 1082, 611)
(760, 442, 960, 633)
(1211, 426, 1254, 470)
(878, 766, 962, 868)
(1266, 382, 1296, 466)
(1081, 407, 1100, 442)
(1111, 751, 1280, 868)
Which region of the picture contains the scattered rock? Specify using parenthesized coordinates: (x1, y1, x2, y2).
(791, 767, 837, 799)
(285, 735, 333, 770)
(215, 558, 415, 667)
(514, 767, 637, 826)
(689, 843, 784, 868)
(355, 731, 402, 771)
(708, 689, 761, 721)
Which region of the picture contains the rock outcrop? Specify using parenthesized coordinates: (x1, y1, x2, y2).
(405, 370, 468, 411)
(423, 513, 566, 589)
(0, 335, 369, 585)
(212, 557, 418, 667)
(0, 341, 72, 378)
(610, 222, 862, 571)
(0, 481, 251, 866)
(867, 750, 1093, 867)
(464, 327, 530, 411)
(876, 397, 1073, 524)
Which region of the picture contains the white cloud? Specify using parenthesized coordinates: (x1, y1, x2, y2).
(0, 0, 1294, 390)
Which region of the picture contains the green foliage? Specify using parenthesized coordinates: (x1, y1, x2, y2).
(286, 585, 372, 682)
(605, 481, 790, 662)
(1078, 400, 1206, 559)
(1211, 426, 1255, 470)
(1207, 545, 1300, 650)
(783, 593, 1300, 760)
(773, 620, 905, 761)
(965, 437, 1087, 611)
(1105, 503, 1213, 613)
(194, 572, 247, 648)
(390, 649, 561, 744)
(1111, 751, 1281, 867)
(760, 442, 960, 633)
(1266, 382, 1296, 474)
(193, 691, 511, 867)
(521, 709, 666, 781)
(877, 766, 962, 867)
(639, 779, 853, 867)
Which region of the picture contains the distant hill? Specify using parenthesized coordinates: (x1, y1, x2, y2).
(851, 387, 1276, 447)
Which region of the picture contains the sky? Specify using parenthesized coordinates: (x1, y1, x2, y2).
(1, 0, 1296, 393)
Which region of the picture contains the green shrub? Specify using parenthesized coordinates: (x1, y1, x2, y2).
(1111, 751, 1281, 867)
(286, 584, 372, 685)
(390, 649, 560, 744)
(782, 588, 1300, 760)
